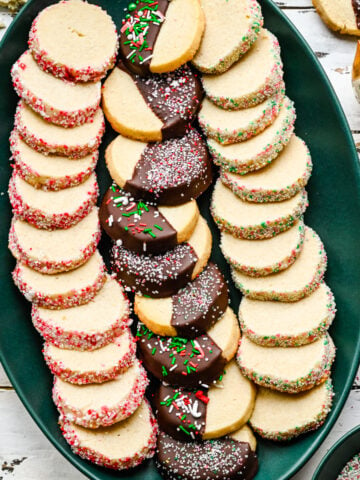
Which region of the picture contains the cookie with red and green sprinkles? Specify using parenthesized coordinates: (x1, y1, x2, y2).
(28, 0, 118, 83)
(208, 96, 296, 174)
(249, 378, 334, 441)
(12, 250, 106, 309)
(60, 399, 158, 470)
(192, 0, 263, 74)
(211, 179, 308, 240)
(199, 88, 284, 145)
(43, 328, 136, 385)
(337, 452, 360, 479)
(220, 135, 313, 203)
(237, 333, 336, 394)
(8, 171, 99, 230)
(239, 282, 336, 347)
(231, 226, 327, 301)
(15, 101, 105, 158)
(201, 29, 283, 110)
(221, 219, 305, 277)
(53, 359, 148, 428)
(32, 275, 130, 351)
(9, 208, 101, 274)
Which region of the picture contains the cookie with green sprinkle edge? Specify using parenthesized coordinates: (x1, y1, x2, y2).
(249, 378, 334, 441)
(201, 29, 283, 110)
(208, 96, 296, 174)
(211, 179, 308, 240)
(237, 333, 336, 393)
(220, 135, 313, 203)
(231, 226, 327, 301)
(199, 88, 284, 145)
(192, 0, 263, 74)
(239, 282, 336, 347)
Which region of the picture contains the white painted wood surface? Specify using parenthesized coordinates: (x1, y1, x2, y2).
(1, 2, 360, 479)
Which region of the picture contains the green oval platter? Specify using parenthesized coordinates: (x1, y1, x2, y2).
(0, 1, 360, 479)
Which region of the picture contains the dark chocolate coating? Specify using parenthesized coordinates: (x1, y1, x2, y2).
(137, 323, 227, 387)
(120, 0, 169, 76)
(171, 263, 229, 338)
(118, 61, 203, 140)
(100, 185, 178, 254)
(124, 129, 212, 205)
(111, 242, 197, 298)
(353, 0, 360, 28)
(156, 431, 259, 480)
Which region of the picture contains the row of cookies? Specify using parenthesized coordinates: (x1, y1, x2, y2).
(195, 0, 336, 442)
(8, 0, 159, 470)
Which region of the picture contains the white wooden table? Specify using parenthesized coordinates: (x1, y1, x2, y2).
(0, 1, 359, 479)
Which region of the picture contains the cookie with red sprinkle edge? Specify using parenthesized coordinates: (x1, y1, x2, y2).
(8, 171, 99, 230)
(237, 333, 336, 393)
(43, 328, 136, 384)
(12, 250, 106, 309)
(100, 185, 199, 255)
(53, 359, 148, 428)
(11, 50, 101, 127)
(102, 61, 203, 142)
(28, 0, 118, 82)
(32, 275, 130, 351)
(137, 307, 240, 388)
(105, 129, 212, 206)
(15, 101, 105, 158)
(154, 360, 256, 441)
(60, 400, 158, 469)
(134, 262, 229, 338)
(249, 378, 334, 441)
(120, 0, 205, 75)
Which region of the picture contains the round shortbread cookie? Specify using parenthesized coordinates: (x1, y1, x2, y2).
(211, 179, 308, 240)
(60, 400, 158, 469)
(239, 282, 336, 347)
(53, 359, 148, 428)
(137, 307, 240, 388)
(15, 101, 105, 158)
(201, 29, 283, 110)
(192, 0, 263, 74)
(249, 378, 334, 441)
(32, 275, 130, 350)
(237, 333, 335, 393)
(10, 130, 97, 191)
(11, 50, 101, 127)
(28, 0, 118, 82)
(221, 220, 305, 277)
(199, 89, 284, 145)
(134, 262, 228, 338)
(221, 135, 312, 203)
(111, 215, 212, 298)
(12, 250, 106, 309)
(9, 172, 98, 230)
(156, 428, 258, 480)
(230, 424, 257, 452)
(208, 96, 296, 174)
(9, 208, 101, 274)
(105, 129, 212, 206)
(44, 328, 136, 384)
(120, 0, 204, 75)
(100, 185, 199, 255)
(102, 61, 202, 142)
(312, 0, 360, 36)
(353, 42, 360, 103)
(155, 360, 256, 441)
(232, 226, 327, 301)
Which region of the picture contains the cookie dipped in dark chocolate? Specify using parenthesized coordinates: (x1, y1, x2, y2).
(100, 185, 177, 254)
(156, 431, 259, 480)
(124, 129, 212, 205)
(353, 0, 360, 28)
(136, 323, 227, 387)
(120, 0, 169, 76)
(117, 61, 203, 140)
(171, 263, 228, 338)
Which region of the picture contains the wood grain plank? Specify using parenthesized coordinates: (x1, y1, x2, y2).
(0, 365, 12, 388)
